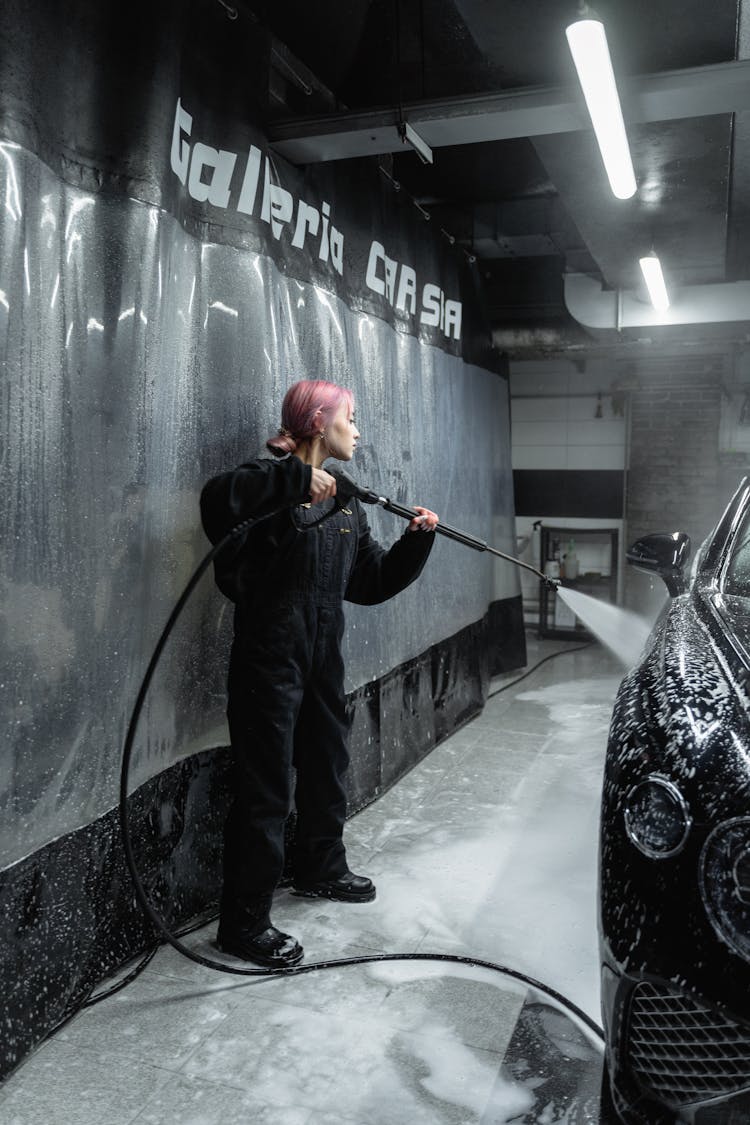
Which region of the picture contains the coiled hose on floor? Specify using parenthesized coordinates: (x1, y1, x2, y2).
(106, 503, 604, 1040)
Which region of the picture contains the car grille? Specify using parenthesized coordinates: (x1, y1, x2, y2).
(627, 982, 750, 1107)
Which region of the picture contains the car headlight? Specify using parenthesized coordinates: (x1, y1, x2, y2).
(624, 775, 692, 858)
(700, 818, 750, 960)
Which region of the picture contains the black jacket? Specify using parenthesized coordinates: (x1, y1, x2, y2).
(200, 455, 434, 609)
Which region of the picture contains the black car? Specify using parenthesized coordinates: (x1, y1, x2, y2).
(599, 477, 750, 1124)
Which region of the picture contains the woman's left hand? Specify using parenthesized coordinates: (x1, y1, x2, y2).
(407, 506, 439, 533)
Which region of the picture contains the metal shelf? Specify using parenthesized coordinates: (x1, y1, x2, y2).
(538, 526, 619, 639)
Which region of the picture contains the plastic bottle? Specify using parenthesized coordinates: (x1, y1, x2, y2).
(565, 538, 579, 581)
(532, 520, 542, 570)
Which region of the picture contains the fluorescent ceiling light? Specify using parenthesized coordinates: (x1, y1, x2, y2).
(639, 255, 670, 311)
(565, 17, 637, 199)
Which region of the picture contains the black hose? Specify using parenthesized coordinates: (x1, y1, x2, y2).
(113, 510, 604, 1039)
(488, 643, 593, 699)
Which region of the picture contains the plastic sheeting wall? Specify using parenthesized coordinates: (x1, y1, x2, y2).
(1, 141, 518, 872)
(0, 1, 524, 1077)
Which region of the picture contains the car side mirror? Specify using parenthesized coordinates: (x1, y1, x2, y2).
(626, 532, 691, 596)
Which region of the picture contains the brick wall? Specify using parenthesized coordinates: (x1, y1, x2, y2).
(624, 358, 724, 611)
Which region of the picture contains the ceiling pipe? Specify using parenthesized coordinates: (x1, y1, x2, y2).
(490, 325, 590, 350)
(564, 272, 750, 329)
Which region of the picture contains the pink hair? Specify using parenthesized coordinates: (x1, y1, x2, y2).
(267, 379, 354, 457)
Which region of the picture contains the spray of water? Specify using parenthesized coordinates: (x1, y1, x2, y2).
(556, 586, 655, 669)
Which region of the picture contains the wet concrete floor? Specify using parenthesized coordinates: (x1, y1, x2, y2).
(0, 635, 622, 1124)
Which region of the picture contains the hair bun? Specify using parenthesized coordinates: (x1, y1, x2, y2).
(266, 430, 297, 457)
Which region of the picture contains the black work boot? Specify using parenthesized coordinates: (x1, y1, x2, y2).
(292, 871, 376, 903)
(216, 895, 303, 968)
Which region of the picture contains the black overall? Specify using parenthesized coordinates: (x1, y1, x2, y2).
(200, 455, 434, 931)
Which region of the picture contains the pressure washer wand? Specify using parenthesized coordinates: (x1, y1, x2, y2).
(331, 470, 559, 590)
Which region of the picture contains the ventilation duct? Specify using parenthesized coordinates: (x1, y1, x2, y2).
(565, 272, 750, 330)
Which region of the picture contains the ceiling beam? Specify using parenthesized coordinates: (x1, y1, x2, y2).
(268, 59, 750, 164)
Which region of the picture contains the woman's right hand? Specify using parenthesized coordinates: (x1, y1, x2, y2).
(308, 467, 338, 505)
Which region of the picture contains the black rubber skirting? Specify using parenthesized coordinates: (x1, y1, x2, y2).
(0, 596, 525, 1082)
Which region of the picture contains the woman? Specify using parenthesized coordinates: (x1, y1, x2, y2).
(200, 379, 438, 967)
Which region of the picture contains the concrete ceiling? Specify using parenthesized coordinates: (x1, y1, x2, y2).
(245, 0, 750, 359)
